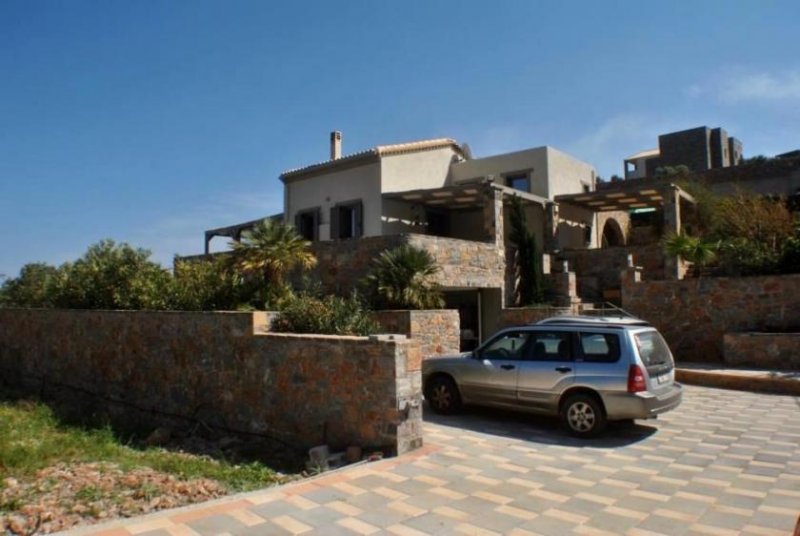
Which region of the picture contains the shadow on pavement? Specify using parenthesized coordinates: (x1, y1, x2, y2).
(423, 402, 658, 449)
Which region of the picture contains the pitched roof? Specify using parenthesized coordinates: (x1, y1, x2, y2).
(280, 138, 464, 181)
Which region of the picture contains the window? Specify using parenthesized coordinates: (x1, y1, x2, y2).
(579, 333, 620, 363)
(634, 331, 673, 368)
(528, 332, 572, 362)
(295, 208, 320, 241)
(505, 173, 530, 192)
(330, 200, 363, 239)
(479, 331, 530, 360)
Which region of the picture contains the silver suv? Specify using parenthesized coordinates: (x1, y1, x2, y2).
(422, 316, 683, 437)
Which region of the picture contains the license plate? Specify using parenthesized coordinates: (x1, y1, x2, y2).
(657, 373, 670, 384)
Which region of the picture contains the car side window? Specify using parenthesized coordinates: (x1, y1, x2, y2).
(526, 332, 572, 362)
(479, 331, 530, 361)
(579, 332, 621, 363)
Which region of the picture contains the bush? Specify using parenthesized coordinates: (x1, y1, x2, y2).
(169, 257, 256, 311)
(363, 245, 444, 310)
(0, 263, 60, 308)
(272, 293, 378, 336)
(779, 232, 800, 274)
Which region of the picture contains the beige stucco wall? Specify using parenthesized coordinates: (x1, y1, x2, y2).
(450, 147, 550, 198)
(284, 162, 382, 240)
(380, 147, 457, 193)
(545, 147, 596, 198)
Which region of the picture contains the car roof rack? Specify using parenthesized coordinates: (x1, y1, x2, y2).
(533, 315, 652, 327)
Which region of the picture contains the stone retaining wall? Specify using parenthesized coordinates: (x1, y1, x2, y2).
(560, 244, 665, 301)
(723, 332, 800, 370)
(0, 310, 423, 455)
(621, 273, 800, 363)
(373, 310, 460, 358)
(309, 233, 505, 297)
(498, 306, 575, 328)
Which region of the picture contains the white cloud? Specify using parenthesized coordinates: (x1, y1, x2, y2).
(689, 68, 800, 104)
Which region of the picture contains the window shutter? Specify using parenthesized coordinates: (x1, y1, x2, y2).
(313, 208, 320, 241)
(330, 206, 339, 240)
(354, 201, 363, 238)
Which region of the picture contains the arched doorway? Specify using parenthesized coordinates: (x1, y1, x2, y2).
(601, 219, 625, 248)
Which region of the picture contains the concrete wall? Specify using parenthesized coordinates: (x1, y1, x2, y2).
(380, 147, 456, 193)
(545, 146, 596, 198)
(0, 310, 423, 455)
(373, 310, 460, 358)
(621, 273, 800, 363)
(724, 332, 800, 370)
(285, 162, 382, 240)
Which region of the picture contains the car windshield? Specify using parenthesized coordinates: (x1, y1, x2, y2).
(634, 331, 673, 368)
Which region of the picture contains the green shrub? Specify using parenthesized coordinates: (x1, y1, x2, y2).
(779, 232, 800, 274)
(363, 245, 444, 310)
(272, 293, 378, 336)
(0, 263, 60, 308)
(169, 257, 256, 311)
(508, 196, 544, 304)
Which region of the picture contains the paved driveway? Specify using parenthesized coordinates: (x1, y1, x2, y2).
(70, 386, 800, 536)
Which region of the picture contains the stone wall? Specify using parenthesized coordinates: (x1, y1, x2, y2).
(621, 273, 800, 363)
(309, 233, 505, 298)
(373, 310, 460, 358)
(0, 310, 423, 455)
(498, 306, 575, 329)
(724, 332, 800, 370)
(559, 244, 665, 301)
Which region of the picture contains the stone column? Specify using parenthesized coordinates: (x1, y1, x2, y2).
(544, 202, 559, 252)
(550, 260, 580, 309)
(663, 186, 682, 279)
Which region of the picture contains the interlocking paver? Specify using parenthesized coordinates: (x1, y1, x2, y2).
(67, 386, 800, 536)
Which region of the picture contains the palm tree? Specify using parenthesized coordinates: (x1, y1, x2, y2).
(662, 232, 717, 277)
(230, 219, 316, 306)
(365, 245, 444, 309)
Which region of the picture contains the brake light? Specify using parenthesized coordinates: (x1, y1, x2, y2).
(627, 364, 646, 393)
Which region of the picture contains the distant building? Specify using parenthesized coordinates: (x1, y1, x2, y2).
(624, 126, 744, 179)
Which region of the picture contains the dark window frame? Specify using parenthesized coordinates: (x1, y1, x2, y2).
(294, 207, 321, 241)
(330, 199, 363, 240)
(503, 169, 532, 193)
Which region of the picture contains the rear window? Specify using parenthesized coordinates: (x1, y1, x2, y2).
(634, 331, 673, 368)
(579, 333, 620, 363)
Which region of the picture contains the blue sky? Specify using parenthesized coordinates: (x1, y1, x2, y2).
(2, 0, 799, 278)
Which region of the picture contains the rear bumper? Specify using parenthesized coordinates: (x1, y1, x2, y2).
(603, 383, 683, 420)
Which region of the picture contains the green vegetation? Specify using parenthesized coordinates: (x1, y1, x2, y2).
(0, 399, 281, 492)
(0, 220, 318, 313)
(665, 185, 800, 276)
(662, 233, 717, 276)
(230, 219, 317, 309)
(363, 244, 444, 310)
(508, 195, 544, 305)
(272, 292, 378, 336)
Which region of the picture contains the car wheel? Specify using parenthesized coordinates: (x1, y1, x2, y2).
(426, 376, 462, 415)
(561, 394, 607, 437)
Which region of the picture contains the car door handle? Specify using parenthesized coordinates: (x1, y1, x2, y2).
(555, 366, 572, 373)
(500, 364, 516, 370)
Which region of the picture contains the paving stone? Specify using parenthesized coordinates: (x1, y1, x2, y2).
(186, 514, 247, 536)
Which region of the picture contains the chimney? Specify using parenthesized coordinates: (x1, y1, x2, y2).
(330, 131, 342, 160)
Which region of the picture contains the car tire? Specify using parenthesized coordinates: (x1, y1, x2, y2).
(561, 394, 607, 438)
(426, 376, 462, 415)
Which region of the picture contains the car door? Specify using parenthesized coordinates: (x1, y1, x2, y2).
(458, 330, 531, 407)
(516, 329, 576, 412)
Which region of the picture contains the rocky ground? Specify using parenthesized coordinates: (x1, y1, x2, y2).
(1, 462, 226, 534)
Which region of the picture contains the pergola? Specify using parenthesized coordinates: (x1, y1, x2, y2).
(555, 182, 696, 278)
